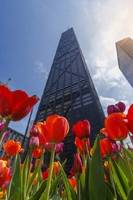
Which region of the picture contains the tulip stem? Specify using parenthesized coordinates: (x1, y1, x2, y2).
(45, 143, 55, 200)
(77, 178, 81, 200)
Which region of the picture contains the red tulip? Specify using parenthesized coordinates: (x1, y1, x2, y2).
(36, 114, 69, 144)
(35, 122, 47, 145)
(100, 138, 114, 158)
(0, 85, 39, 121)
(32, 147, 43, 158)
(75, 137, 90, 154)
(42, 170, 49, 181)
(101, 113, 128, 141)
(127, 104, 133, 134)
(70, 153, 83, 176)
(72, 120, 91, 139)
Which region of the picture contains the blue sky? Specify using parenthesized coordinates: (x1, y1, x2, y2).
(1, 0, 133, 134)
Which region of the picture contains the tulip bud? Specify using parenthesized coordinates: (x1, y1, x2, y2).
(112, 143, 121, 153)
(107, 105, 120, 115)
(32, 147, 42, 158)
(44, 142, 64, 154)
(72, 120, 91, 139)
(30, 125, 39, 137)
(29, 136, 39, 147)
(116, 102, 126, 113)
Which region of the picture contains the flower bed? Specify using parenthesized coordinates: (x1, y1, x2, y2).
(0, 85, 133, 200)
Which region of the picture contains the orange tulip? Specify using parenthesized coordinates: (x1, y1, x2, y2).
(101, 113, 128, 141)
(72, 120, 91, 139)
(68, 177, 77, 189)
(3, 140, 22, 156)
(0, 85, 39, 121)
(36, 114, 69, 144)
(53, 161, 60, 175)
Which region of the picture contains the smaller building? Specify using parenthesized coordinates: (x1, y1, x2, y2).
(116, 37, 133, 87)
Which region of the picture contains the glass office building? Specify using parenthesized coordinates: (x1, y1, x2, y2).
(35, 28, 104, 171)
(116, 37, 133, 87)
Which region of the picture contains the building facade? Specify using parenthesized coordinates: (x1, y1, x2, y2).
(35, 28, 104, 171)
(116, 37, 133, 87)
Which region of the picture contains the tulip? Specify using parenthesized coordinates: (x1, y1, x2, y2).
(32, 147, 43, 158)
(70, 153, 83, 177)
(100, 138, 114, 158)
(107, 102, 126, 115)
(30, 125, 39, 137)
(112, 143, 121, 153)
(42, 170, 49, 181)
(116, 102, 126, 112)
(0, 160, 11, 189)
(29, 136, 39, 147)
(72, 120, 91, 139)
(101, 113, 128, 141)
(75, 137, 90, 154)
(36, 114, 69, 144)
(0, 85, 39, 121)
(68, 177, 77, 189)
(3, 140, 22, 156)
(53, 161, 60, 175)
(44, 142, 64, 154)
(127, 104, 133, 134)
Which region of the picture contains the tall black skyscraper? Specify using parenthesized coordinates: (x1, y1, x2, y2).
(35, 28, 104, 169)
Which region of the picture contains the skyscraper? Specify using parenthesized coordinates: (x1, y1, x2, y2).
(116, 37, 133, 87)
(35, 28, 104, 171)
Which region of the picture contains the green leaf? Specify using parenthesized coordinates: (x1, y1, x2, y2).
(117, 154, 133, 187)
(128, 186, 133, 200)
(89, 136, 107, 200)
(110, 159, 128, 200)
(58, 162, 73, 200)
(7, 155, 22, 200)
(26, 156, 43, 196)
(28, 181, 47, 200)
(84, 157, 90, 200)
(21, 151, 32, 198)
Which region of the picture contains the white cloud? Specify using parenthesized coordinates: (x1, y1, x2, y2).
(34, 60, 49, 82)
(75, 0, 133, 111)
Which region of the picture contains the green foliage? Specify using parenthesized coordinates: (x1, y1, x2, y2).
(89, 136, 107, 200)
(4, 136, 133, 200)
